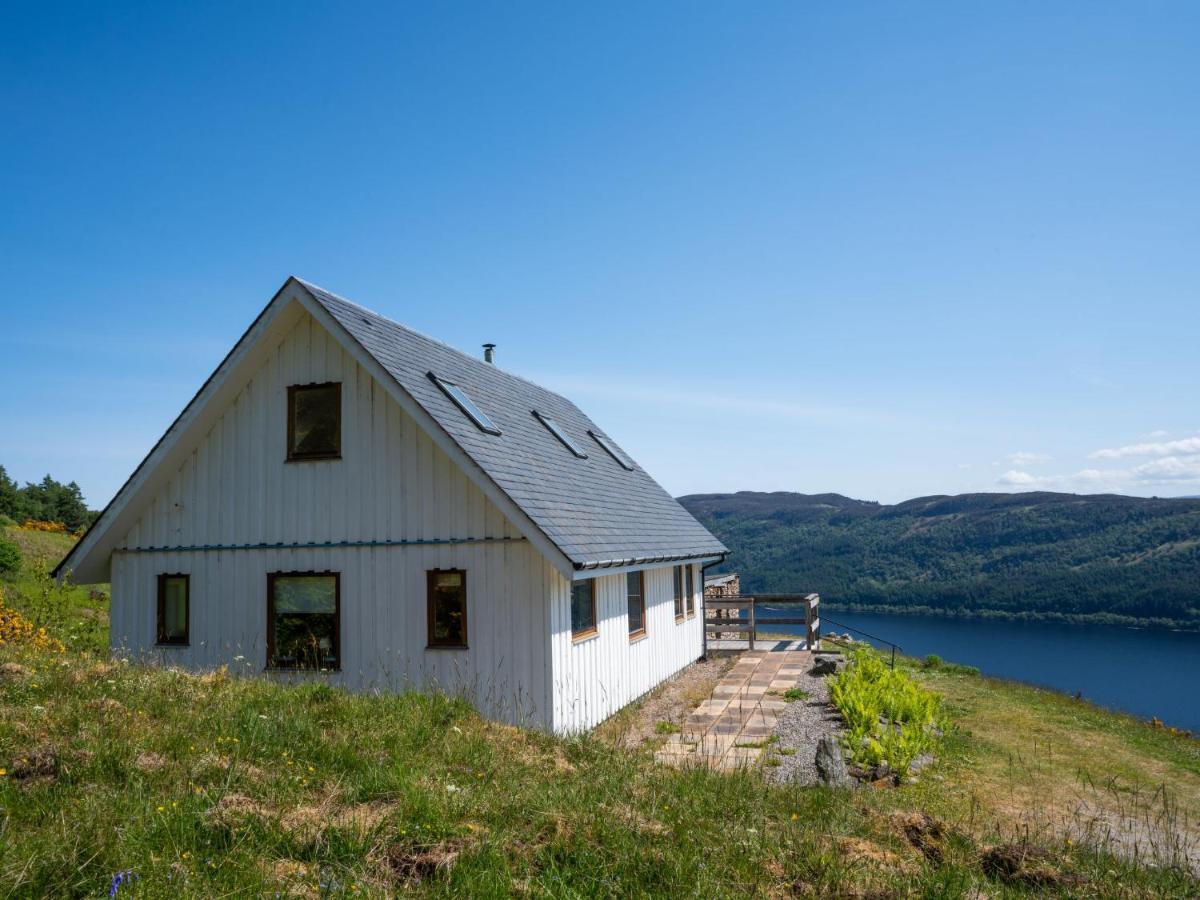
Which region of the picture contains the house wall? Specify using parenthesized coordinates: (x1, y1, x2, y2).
(549, 562, 704, 733)
(109, 310, 554, 728)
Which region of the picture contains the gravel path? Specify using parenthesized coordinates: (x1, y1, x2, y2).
(763, 657, 846, 785)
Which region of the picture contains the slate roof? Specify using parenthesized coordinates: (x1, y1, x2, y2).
(301, 280, 727, 571)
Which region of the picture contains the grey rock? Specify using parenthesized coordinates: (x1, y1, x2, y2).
(810, 656, 839, 676)
(815, 735, 851, 787)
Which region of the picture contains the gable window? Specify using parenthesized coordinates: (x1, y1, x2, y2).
(627, 570, 646, 640)
(571, 578, 597, 640)
(427, 569, 468, 648)
(673, 566, 685, 621)
(534, 411, 588, 458)
(287, 383, 341, 461)
(268, 573, 340, 670)
(156, 574, 189, 645)
(428, 373, 501, 435)
(588, 430, 634, 470)
(686, 565, 696, 617)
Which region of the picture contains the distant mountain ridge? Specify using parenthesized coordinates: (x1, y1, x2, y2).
(679, 491, 1200, 629)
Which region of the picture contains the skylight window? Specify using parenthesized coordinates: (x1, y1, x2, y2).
(588, 430, 634, 470)
(428, 373, 501, 435)
(533, 411, 588, 458)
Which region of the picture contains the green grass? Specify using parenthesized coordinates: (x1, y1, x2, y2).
(0, 534, 1197, 896)
(1, 645, 1196, 898)
(0, 525, 106, 654)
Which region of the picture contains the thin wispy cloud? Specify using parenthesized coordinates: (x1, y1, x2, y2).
(1006, 451, 1051, 465)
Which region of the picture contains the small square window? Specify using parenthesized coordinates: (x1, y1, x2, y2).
(571, 579, 597, 638)
(428, 569, 468, 648)
(268, 573, 340, 669)
(157, 574, 189, 645)
(287, 383, 341, 460)
(627, 570, 646, 639)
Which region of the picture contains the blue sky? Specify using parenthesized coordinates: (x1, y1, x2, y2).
(3, 2, 1199, 508)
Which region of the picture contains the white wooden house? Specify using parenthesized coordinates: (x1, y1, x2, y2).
(57, 278, 727, 732)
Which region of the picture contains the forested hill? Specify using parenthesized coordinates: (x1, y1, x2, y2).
(679, 491, 1200, 629)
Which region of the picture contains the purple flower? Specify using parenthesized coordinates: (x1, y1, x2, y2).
(108, 870, 138, 897)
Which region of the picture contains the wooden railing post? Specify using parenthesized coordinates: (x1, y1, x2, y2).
(805, 593, 820, 650)
(749, 597, 756, 650)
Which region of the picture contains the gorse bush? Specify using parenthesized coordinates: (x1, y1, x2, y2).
(0, 592, 65, 652)
(0, 537, 20, 576)
(829, 646, 942, 775)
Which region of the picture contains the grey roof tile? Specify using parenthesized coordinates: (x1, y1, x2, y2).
(300, 280, 726, 570)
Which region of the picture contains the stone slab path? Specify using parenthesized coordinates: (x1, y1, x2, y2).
(655, 649, 814, 770)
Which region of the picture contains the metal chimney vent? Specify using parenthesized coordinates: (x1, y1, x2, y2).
(483, 343, 496, 364)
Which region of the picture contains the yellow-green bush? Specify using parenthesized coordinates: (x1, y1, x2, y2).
(829, 646, 941, 775)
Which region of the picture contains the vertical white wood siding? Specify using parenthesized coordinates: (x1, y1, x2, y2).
(109, 311, 554, 728)
(549, 562, 704, 733)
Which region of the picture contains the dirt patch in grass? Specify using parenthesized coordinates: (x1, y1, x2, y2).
(887, 811, 946, 863)
(980, 842, 1085, 888)
(9, 745, 60, 782)
(134, 751, 168, 773)
(376, 839, 464, 887)
(595, 655, 736, 749)
(0, 662, 31, 682)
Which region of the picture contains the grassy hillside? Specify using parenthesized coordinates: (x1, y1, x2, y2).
(0, 524, 107, 653)
(1, 642, 1198, 897)
(1, 526, 1197, 896)
(681, 491, 1200, 629)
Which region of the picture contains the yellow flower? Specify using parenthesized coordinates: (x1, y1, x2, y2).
(157, 806, 166, 812)
(0, 768, 6, 777)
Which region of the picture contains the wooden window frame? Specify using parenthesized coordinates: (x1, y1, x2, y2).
(686, 565, 696, 618)
(627, 570, 646, 641)
(156, 573, 189, 646)
(673, 565, 685, 622)
(286, 382, 342, 462)
(266, 571, 341, 671)
(427, 568, 469, 650)
(571, 578, 598, 642)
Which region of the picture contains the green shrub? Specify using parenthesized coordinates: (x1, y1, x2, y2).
(920, 654, 980, 677)
(0, 537, 21, 577)
(829, 646, 942, 775)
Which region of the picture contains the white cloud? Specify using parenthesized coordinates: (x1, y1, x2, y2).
(1131, 456, 1200, 481)
(1091, 435, 1200, 459)
(1006, 451, 1051, 466)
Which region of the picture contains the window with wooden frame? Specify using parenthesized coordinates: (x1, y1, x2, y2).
(427, 569, 468, 648)
(156, 574, 189, 645)
(571, 578, 597, 640)
(685, 565, 696, 617)
(287, 382, 341, 461)
(673, 565, 685, 621)
(267, 572, 340, 670)
(627, 570, 646, 639)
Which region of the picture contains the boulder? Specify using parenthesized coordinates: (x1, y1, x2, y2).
(814, 735, 851, 787)
(810, 656, 838, 676)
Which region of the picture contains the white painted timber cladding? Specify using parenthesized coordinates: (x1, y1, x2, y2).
(550, 563, 704, 733)
(110, 311, 553, 728)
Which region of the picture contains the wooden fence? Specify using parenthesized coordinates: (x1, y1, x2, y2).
(704, 593, 820, 651)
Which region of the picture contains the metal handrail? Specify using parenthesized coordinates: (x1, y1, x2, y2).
(821, 615, 903, 669)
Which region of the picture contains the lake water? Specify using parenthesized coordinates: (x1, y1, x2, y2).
(754, 606, 1200, 733)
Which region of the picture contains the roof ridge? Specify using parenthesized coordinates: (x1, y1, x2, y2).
(294, 277, 580, 406)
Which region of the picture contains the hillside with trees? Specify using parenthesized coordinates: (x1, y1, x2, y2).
(0, 464, 96, 532)
(680, 491, 1200, 629)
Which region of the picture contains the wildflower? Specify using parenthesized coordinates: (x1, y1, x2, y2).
(0, 768, 6, 777)
(157, 806, 165, 812)
(108, 870, 139, 897)
(790, 814, 798, 821)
